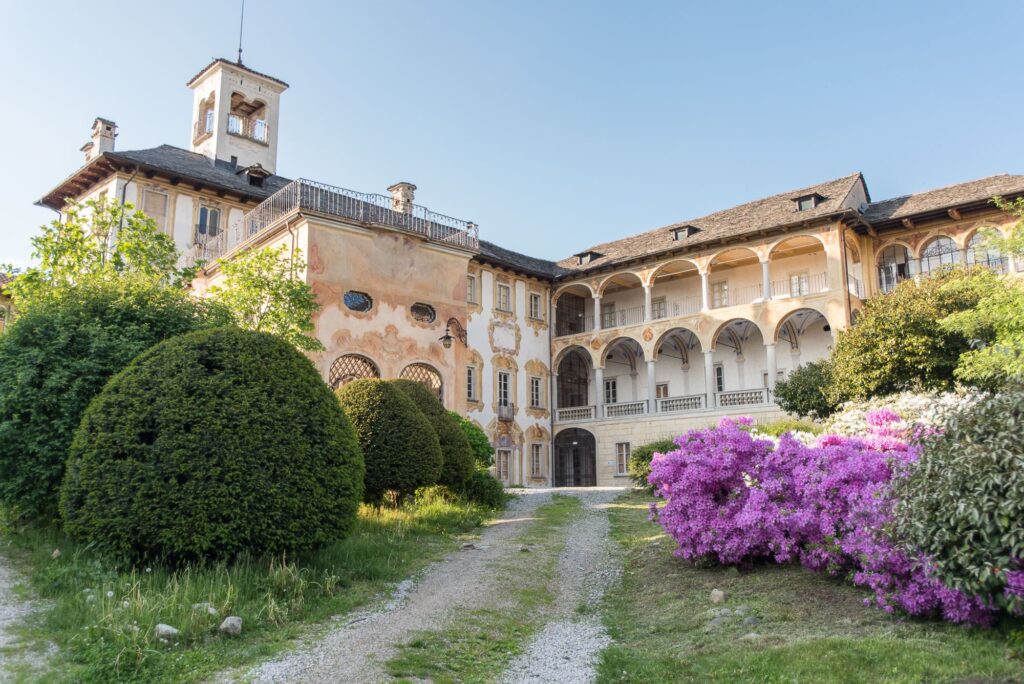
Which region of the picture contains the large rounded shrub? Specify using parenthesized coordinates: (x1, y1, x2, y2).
(461, 468, 507, 509)
(0, 281, 227, 518)
(627, 439, 678, 490)
(336, 379, 442, 503)
(449, 411, 495, 468)
(60, 328, 364, 563)
(892, 384, 1024, 615)
(391, 380, 474, 488)
(773, 360, 838, 421)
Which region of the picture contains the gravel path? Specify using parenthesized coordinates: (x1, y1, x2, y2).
(500, 489, 621, 684)
(230, 488, 626, 684)
(0, 554, 50, 682)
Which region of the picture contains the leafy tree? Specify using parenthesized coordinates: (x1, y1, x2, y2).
(210, 245, 323, 351)
(0, 281, 227, 519)
(940, 276, 1024, 388)
(7, 197, 193, 311)
(773, 360, 839, 420)
(391, 380, 475, 488)
(449, 411, 494, 467)
(990, 195, 1024, 256)
(827, 268, 991, 403)
(61, 328, 364, 563)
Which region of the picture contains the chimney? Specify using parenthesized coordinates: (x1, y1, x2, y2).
(388, 182, 417, 214)
(81, 118, 117, 162)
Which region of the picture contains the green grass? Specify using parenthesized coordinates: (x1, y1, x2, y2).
(597, 491, 1023, 684)
(0, 496, 493, 683)
(386, 494, 582, 683)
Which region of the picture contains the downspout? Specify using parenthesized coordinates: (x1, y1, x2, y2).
(112, 165, 139, 264)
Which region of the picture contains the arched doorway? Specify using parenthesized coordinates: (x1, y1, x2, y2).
(400, 363, 443, 402)
(329, 354, 380, 389)
(553, 428, 597, 487)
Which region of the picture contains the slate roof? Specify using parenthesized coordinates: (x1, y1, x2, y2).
(38, 145, 292, 209)
(554, 172, 866, 274)
(862, 174, 1024, 225)
(477, 240, 568, 280)
(186, 58, 289, 88)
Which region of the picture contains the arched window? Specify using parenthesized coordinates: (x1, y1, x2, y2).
(329, 354, 380, 389)
(966, 232, 1006, 273)
(400, 363, 443, 401)
(877, 244, 910, 293)
(919, 236, 959, 274)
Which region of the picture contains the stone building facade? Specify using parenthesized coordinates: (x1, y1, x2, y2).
(37, 58, 1024, 487)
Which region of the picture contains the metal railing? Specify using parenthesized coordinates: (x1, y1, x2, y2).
(556, 405, 596, 422)
(656, 394, 705, 413)
(716, 388, 771, 407)
(604, 400, 648, 418)
(227, 115, 269, 143)
(770, 272, 828, 298)
(878, 251, 1012, 293)
(601, 305, 645, 329)
(190, 179, 480, 264)
(497, 403, 515, 422)
(848, 276, 865, 299)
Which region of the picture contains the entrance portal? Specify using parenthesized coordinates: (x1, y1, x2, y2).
(553, 428, 597, 487)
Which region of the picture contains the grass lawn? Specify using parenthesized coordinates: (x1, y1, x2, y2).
(0, 495, 494, 683)
(598, 491, 1023, 684)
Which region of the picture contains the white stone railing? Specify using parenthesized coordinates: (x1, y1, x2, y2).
(604, 400, 648, 418)
(716, 388, 771, 407)
(556, 405, 596, 422)
(656, 394, 705, 413)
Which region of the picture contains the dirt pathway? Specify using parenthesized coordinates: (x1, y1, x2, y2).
(0, 554, 50, 682)
(230, 488, 624, 684)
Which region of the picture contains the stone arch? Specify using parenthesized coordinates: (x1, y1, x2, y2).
(328, 353, 380, 389)
(767, 233, 826, 258)
(399, 362, 443, 401)
(772, 306, 832, 346)
(708, 246, 761, 271)
(599, 335, 646, 368)
(552, 281, 595, 305)
(710, 318, 766, 354)
(651, 327, 702, 363)
(556, 346, 593, 410)
(553, 427, 597, 487)
(965, 226, 1007, 270)
(875, 239, 914, 263)
(646, 257, 701, 286)
(553, 343, 594, 370)
(596, 270, 644, 296)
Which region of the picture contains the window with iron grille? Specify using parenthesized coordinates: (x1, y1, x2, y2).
(400, 362, 443, 401)
(329, 354, 380, 389)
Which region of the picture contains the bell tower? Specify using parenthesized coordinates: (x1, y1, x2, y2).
(187, 58, 288, 174)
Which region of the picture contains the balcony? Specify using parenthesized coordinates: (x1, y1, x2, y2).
(497, 403, 515, 422)
(556, 405, 596, 422)
(656, 393, 705, 412)
(227, 115, 269, 144)
(555, 390, 773, 424)
(604, 400, 648, 418)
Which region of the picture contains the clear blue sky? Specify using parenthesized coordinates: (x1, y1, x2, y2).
(2, 1, 1022, 267)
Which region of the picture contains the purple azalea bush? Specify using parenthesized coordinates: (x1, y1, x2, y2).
(648, 412, 999, 625)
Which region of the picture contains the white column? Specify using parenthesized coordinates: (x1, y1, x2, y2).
(701, 272, 710, 311)
(551, 372, 559, 412)
(643, 285, 653, 322)
(595, 367, 604, 416)
(647, 359, 656, 413)
(761, 260, 771, 301)
(704, 349, 715, 408)
(592, 295, 602, 330)
(766, 342, 777, 392)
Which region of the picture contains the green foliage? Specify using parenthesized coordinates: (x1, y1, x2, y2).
(391, 380, 475, 488)
(8, 197, 193, 312)
(60, 328, 364, 563)
(336, 379, 442, 504)
(627, 439, 678, 489)
(827, 268, 992, 403)
(773, 360, 839, 420)
(210, 245, 323, 351)
(752, 419, 824, 437)
(941, 276, 1024, 388)
(990, 196, 1024, 257)
(460, 468, 508, 509)
(0, 281, 226, 520)
(892, 384, 1024, 614)
(449, 411, 495, 468)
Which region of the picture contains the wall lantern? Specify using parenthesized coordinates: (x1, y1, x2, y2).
(439, 317, 468, 349)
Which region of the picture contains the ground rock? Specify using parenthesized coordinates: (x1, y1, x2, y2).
(220, 616, 242, 636)
(710, 589, 726, 604)
(154, 623, 178, 639)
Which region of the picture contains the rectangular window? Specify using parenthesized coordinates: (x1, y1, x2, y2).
(496, 450, 510, 481)
(711, 281, 728, 308)
(604, 378, 618, 405)
(142, 189, 168, 233)
(531, 443, 543, 478)
(497, 283, 512, 312)
(530, 376, 542, 408)
(466, 366, 476, 401)
(714, 363, 725, 393)
(601, 302, 616, 329)
(656, 382, 670, 399)
(467, 275, 478, 304)
(528, 292, 543, 320)
(497, 371, 511, 407)
(651, 297, 667, 320)
(196, 205, 221, 243)
(789, 271, 810, 297)
(616, 442, 630, 475)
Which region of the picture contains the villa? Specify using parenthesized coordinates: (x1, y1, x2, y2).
(37, 57, 1024, 487)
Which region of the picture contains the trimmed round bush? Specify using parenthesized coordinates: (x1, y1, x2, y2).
(773, 360, 838, 421)
(336, 379, 442, 503)
(892, 384, 1024, 615)
(627, 439, 678, 490)
(391, 380, 474, 488)
(0, 281, 227, 519)
(461, 469, 507, 509)
(60, 327, 364, 563)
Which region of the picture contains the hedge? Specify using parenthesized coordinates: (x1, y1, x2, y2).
(391, 380, 474, 488)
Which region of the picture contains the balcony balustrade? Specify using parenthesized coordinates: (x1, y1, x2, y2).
(604, 400, 648, 418)
(656, 393, 705, 413)
(227, 114, 269, 144)
(716, 388, 771, 407)
(769, 272, 828, 298)
(497, 403, 515, 422)
(556, 405, 596, 422)
(554, 389, 773, 423)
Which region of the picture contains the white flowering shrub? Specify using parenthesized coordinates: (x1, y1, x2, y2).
(824, 390, 980, 437)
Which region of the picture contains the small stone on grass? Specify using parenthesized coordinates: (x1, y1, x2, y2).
(219, 616, 242, 636)
(710, 588, 726, 604)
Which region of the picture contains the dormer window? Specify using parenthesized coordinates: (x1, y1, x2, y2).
(672, 225, 702, 241)
(795, 194, 825, 212)
(575, 251, 603, 265)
